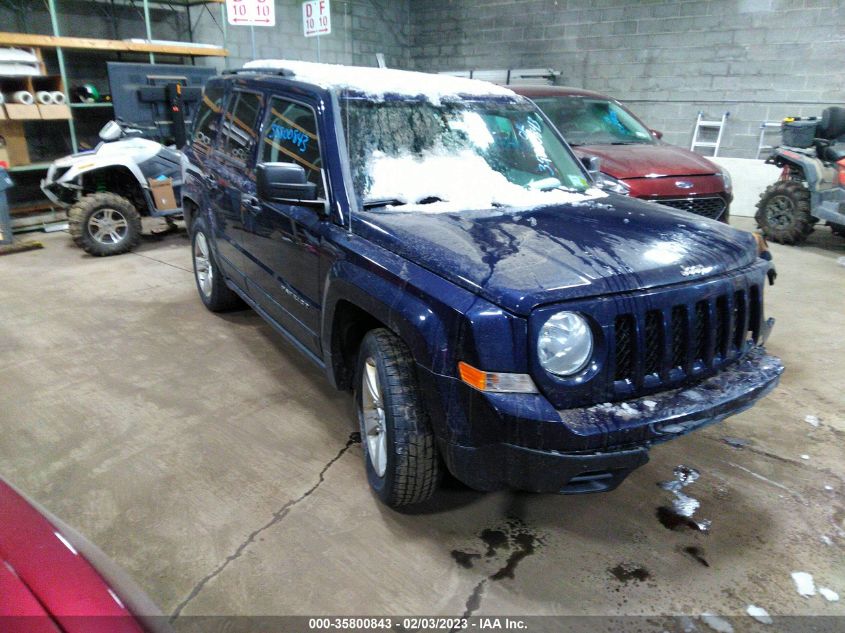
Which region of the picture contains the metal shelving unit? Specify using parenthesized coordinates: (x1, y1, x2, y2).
(1, 0, 228, 170)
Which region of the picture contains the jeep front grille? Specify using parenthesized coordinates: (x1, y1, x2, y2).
(657, 197, 727, 220)
(611, 284, 762, 389)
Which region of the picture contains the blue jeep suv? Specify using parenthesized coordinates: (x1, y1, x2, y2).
(182, 60, 783, 507)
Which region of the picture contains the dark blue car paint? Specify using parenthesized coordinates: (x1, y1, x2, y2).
(183, 72, 784, 494)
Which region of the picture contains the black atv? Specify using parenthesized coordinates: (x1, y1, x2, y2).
(756, 106, 845, 245)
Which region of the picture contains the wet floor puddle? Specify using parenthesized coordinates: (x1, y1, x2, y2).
(450, 517, 544, 582)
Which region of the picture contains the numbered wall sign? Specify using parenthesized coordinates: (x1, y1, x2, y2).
(303, 0, 331, 37)
(226, 0, 275, 27)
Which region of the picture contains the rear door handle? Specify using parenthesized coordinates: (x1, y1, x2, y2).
(242, 195, 261, 213)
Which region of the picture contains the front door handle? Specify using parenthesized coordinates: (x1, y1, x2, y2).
(242, 195, 261, 213)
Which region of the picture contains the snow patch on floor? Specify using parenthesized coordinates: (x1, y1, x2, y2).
(699, 613, 734, 633)
(792, 571, 816, 597)
(659, 465, 711, 531)
(819, 587, 840, 602)
(746, 605, 772, 624)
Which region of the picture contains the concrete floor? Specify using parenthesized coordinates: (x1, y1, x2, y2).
(1, 217, 843, 629)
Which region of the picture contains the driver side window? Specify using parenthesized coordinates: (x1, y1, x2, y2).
(260, 97, 325, 199)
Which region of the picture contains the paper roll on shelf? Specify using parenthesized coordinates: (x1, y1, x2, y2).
(51, 91, 66, 105)
(36, 91, 54, 105)
(12, 91, 34, 105)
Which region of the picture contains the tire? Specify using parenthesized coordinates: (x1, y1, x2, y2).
(68, 193, 142, 256)
(755, 181, 813, 245)
(831, 223, 845, 238)
(355, 328, 441, 507)
(191, 218, 242, 312)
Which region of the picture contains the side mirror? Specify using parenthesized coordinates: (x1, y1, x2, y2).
(99, 121, 122, 142)
(650, 129, 663, 140)
(256, 163, 317, 202)
(581, 155, 601, 180)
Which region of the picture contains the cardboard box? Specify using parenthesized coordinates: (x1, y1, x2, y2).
(148, 178, 177, 211)
(37, 104, 71, 120)
(0, 146, 9, 168)
(0, 121, 30, 166)
(4, 104, 40, 120)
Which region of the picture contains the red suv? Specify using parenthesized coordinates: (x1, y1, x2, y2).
(514, 86, 732, 222)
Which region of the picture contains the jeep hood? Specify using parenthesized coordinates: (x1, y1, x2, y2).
(354, 195, 758, 316)
(574, 143, 720, 180)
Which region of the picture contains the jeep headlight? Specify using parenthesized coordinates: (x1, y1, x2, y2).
(719, 168, 732, 194)
(538, 312, 593, 376)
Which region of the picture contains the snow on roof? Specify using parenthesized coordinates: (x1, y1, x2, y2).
(243, 59, 517, 104)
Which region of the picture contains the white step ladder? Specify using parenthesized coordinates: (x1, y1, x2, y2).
(755, 120, 782, 159)
(690, 111, 729, 156)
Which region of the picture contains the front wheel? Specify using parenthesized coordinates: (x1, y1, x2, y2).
(68, 193, 142, 256)
(755, 181, 813, 245)
(355, 329, 441, 507)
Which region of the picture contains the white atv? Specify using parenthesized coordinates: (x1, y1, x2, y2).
(41, 120, 184, 256)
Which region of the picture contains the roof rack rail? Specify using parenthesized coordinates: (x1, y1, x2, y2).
(223, 68, 295, 77)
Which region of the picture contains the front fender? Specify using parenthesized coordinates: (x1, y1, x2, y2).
(321, 257, 470, 377)
(767, 148, 822, 187)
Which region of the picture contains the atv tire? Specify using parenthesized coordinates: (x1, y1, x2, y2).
(355, 328, 441, 507)
(755, 181, 813, 245)
(68, 193, 142, 256)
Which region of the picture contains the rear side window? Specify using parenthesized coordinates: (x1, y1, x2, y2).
(191, 84, 225, 156)
(260, 97, 324, 198)
(219, 90, 264, 164)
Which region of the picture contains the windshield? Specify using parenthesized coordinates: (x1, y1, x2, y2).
(340, 96, 597, 210)
(532, 96, 654, 146)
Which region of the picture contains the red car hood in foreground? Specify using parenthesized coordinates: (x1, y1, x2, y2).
(0, 479, 169, 633)
(574, 142, 720, 180)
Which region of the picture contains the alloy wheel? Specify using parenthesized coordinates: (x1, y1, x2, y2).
(87, 208, 128, 245)
(194, 232, 213, 298)
(361, 357, 387, 477)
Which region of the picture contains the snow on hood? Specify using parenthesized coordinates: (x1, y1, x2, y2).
(365, 147, 608, 212)
(244, 59, 516, 104)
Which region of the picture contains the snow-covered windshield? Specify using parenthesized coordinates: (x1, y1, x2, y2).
(340, 96, 600, 211)
(533, 96, 654, 146)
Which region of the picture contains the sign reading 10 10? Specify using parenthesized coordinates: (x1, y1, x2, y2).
(303, 0, 331, 37)
(226, 0, 275, 27)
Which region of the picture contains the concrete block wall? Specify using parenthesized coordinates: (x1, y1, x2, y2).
(4, 0, 842, 159)
(193, 0, 411, 72)
(409, 0, 845, 159)
(0, 1, 410, 80)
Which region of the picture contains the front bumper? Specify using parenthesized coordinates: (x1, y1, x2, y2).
(423, 346, 783, 494)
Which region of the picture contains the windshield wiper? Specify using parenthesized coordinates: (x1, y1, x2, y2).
(362, 197, 406, 208)
(540, 185, 578, 193)
(610, 141, 643, 145)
